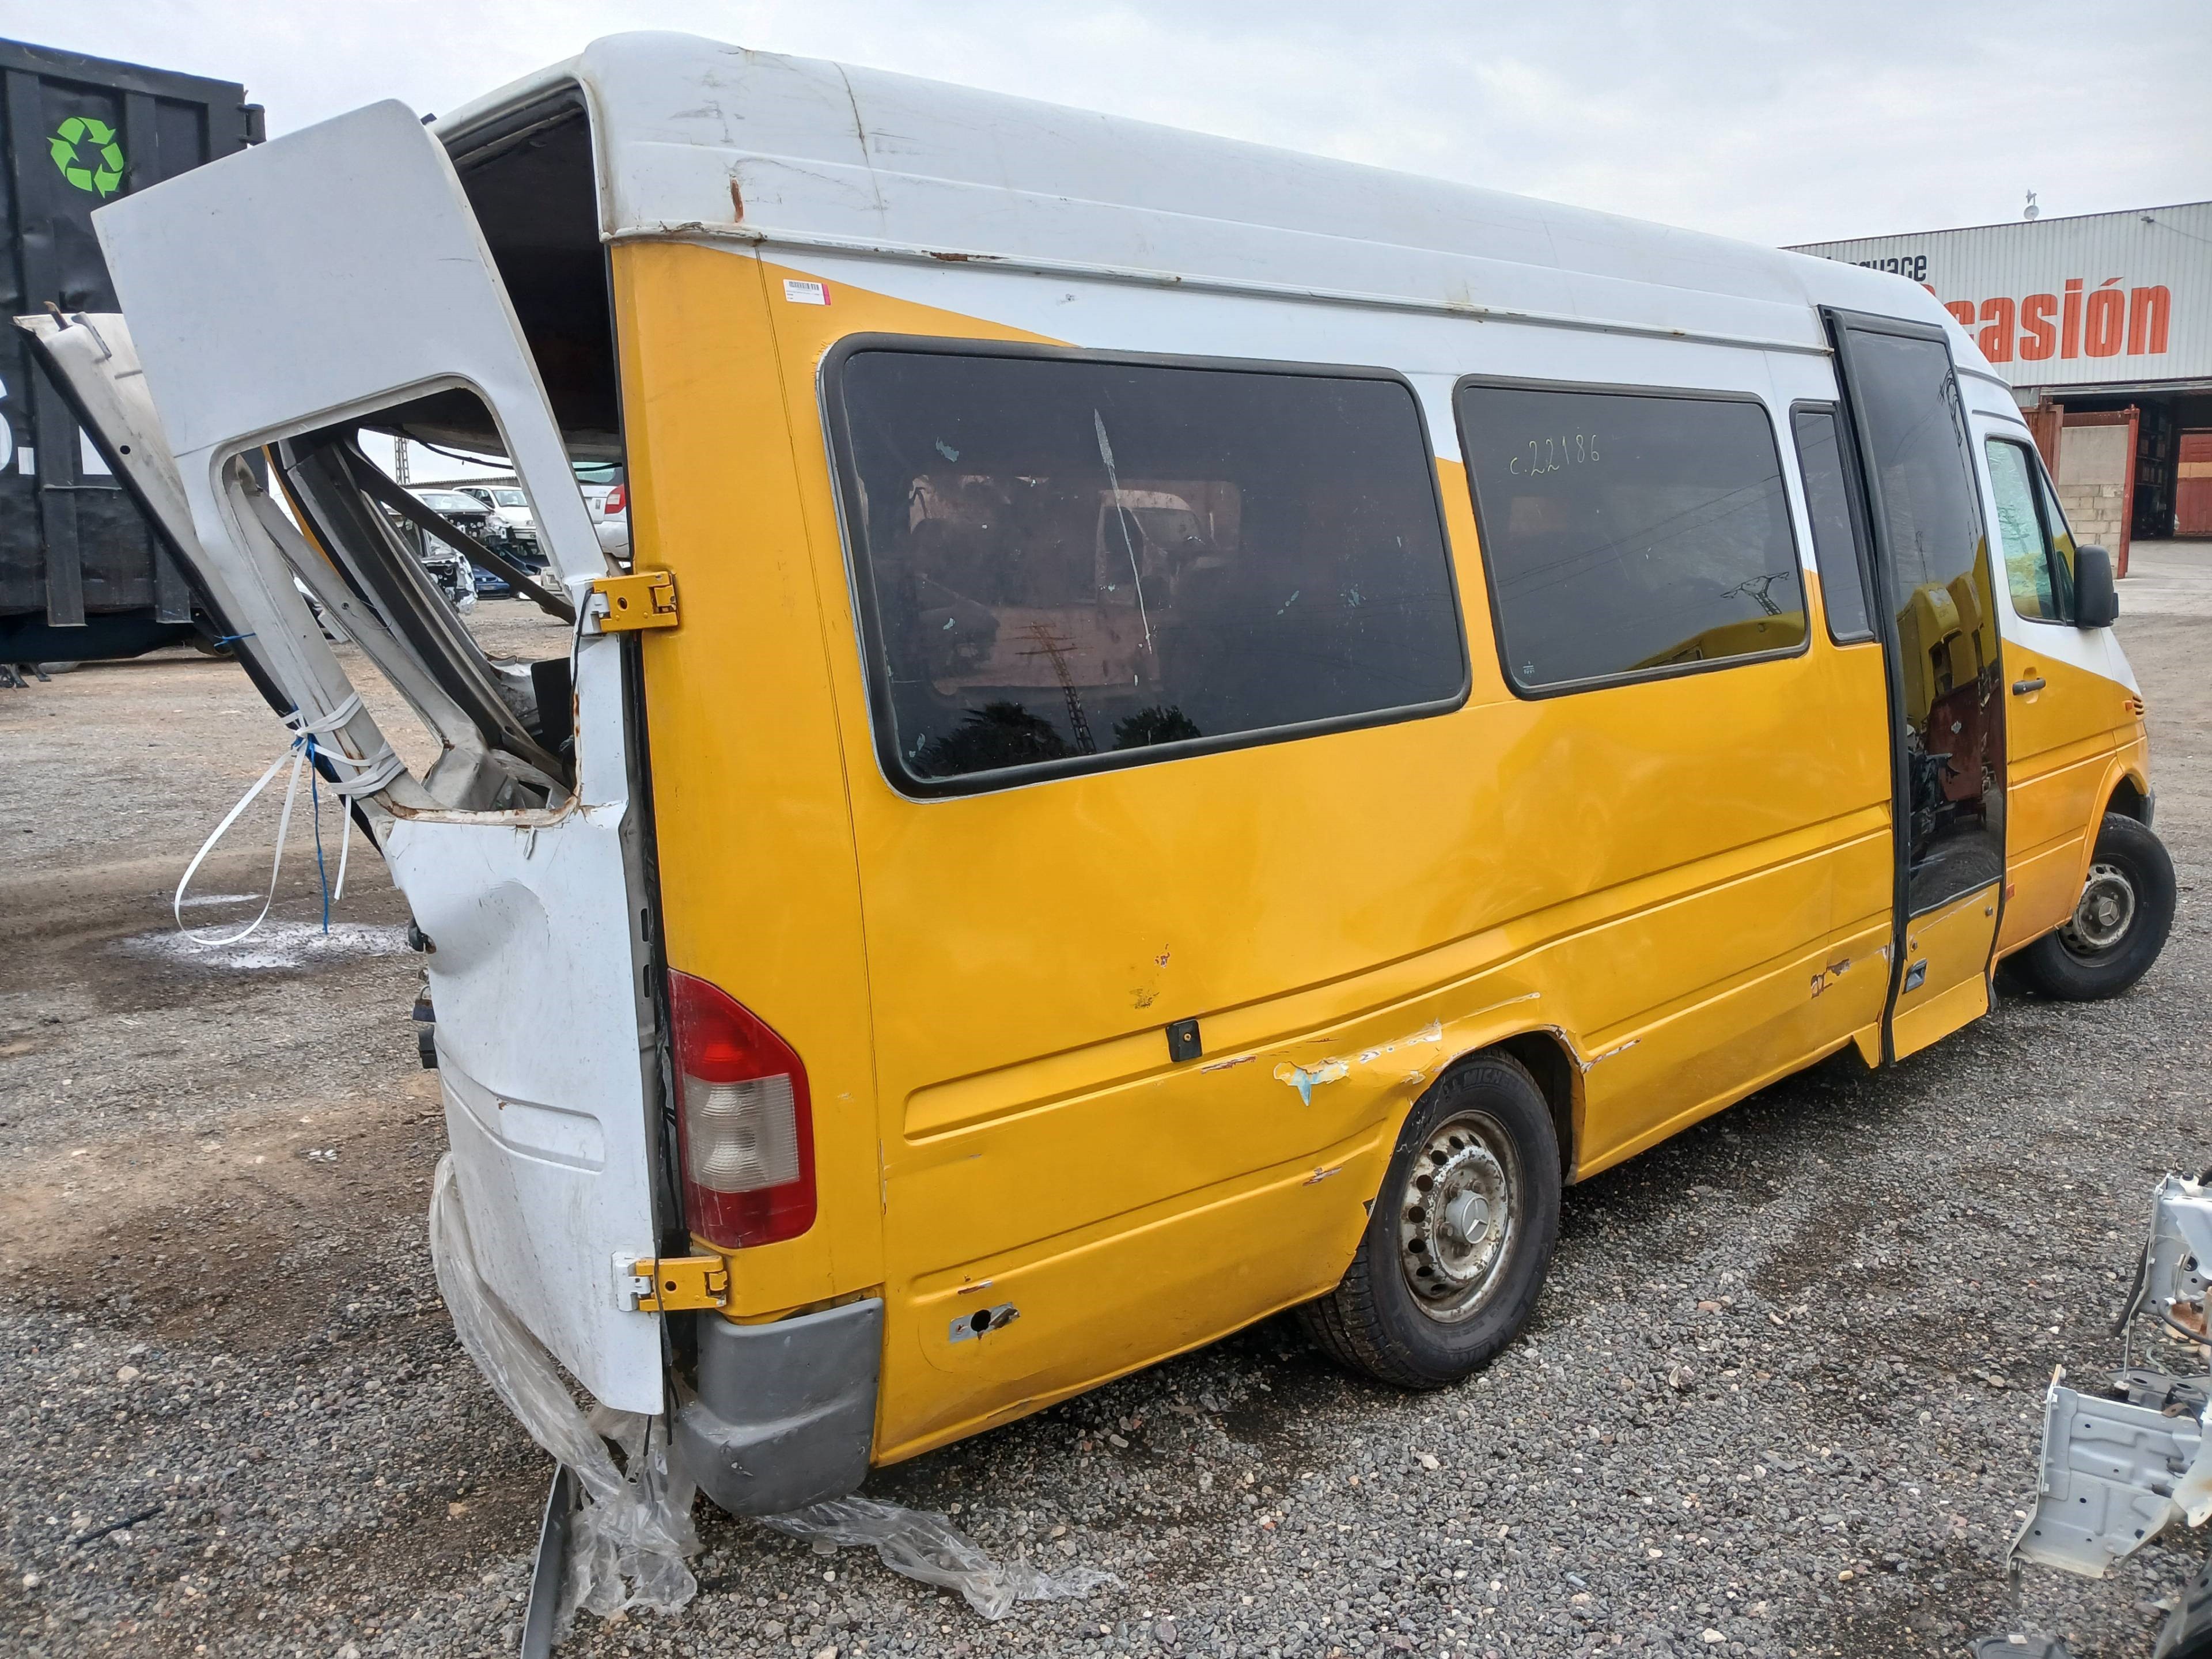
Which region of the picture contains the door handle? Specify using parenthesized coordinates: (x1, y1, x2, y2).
(2012, 676, 2046, 696)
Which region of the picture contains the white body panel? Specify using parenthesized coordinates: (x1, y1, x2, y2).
(89, 103, 662, 1412)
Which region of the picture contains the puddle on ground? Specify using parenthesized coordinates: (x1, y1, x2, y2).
(115, 916, 407, 971)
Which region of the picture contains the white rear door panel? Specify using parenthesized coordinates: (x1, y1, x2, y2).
(87, 100, 664, 1411)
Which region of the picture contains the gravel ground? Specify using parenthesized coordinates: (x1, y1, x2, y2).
(3, 552, 2210, 1659)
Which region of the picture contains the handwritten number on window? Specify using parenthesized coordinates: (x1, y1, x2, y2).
(1506, 431, 1599, 477)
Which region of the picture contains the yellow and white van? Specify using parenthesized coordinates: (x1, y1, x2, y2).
(33, 33, 2172, 1522)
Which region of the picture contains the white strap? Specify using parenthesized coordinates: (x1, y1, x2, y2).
(173, 695, 402, 945)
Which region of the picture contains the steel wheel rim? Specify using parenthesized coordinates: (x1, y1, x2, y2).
(2061, 861, 2137, 957)
(1397, 1109, 1521, 1324)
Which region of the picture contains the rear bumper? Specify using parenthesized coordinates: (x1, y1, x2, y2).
(675, 1298, 882, 1516)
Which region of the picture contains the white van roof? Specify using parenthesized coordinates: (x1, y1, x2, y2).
(437, 32, 1972, 367)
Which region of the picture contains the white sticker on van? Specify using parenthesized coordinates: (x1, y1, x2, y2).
(782, 278, 830, 306)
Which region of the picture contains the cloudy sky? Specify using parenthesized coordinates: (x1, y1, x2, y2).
(6, 0, 2206, 247)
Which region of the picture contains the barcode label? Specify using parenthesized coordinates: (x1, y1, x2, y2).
(782, 279, 830, 306)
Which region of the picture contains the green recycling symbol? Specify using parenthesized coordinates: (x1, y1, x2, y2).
(48, 116, 126, 198)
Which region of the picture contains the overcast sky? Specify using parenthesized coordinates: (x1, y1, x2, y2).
(5, 0, 2206, 248)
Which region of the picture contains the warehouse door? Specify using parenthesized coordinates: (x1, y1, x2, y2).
(2178, 430, 2212, 537)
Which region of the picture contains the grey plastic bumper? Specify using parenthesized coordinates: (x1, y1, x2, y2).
(675, 1297, 882, 1517)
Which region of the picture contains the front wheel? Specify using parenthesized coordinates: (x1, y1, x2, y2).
(1299, 1053, 1561, 1389)
(2009, 811, 2176, 1001)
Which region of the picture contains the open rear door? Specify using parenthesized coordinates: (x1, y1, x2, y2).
(44, 101, 669, 1412)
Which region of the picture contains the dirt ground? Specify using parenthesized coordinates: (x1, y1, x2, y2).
(2, 555, 2210, 1659)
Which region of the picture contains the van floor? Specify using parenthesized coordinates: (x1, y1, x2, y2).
(2, 560, 2209, 1658)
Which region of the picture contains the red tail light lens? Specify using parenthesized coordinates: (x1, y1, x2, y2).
(666, 970, 815, 1248)
(604, 483, 626, 515)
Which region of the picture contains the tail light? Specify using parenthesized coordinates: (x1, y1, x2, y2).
(604, 483, 626, 515)
(666, 970, 815, 1248)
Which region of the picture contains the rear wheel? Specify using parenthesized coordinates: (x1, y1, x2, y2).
(1300, 1053, 1560, 1389)
(2010, 812, 2175, 1001)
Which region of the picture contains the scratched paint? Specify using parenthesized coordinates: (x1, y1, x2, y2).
(1273, 1058, 1349, 1105)
(1358, 1017, 1449, 1066)
(1586, 1037, 1639, 1067)
(1200, 1053, 1257, 1073)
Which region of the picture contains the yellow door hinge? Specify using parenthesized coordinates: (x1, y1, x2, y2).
(615, 1252, 728, 1312)
(591, 570, 679, 632)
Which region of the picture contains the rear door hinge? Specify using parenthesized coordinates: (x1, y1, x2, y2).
(590, 570, 679, 632)
(613, 1252, 728, 1312)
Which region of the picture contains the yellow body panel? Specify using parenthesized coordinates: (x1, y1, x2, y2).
(612, 244, 2149, 1468)
(1998, 648, 2150, 953)
(1890, 882, 2001, 1059)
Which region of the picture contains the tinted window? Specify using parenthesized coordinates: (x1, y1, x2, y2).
(1835, 324, 2002, 913)
(832, 349, 1466, 791)
(1986, 439, 2067, 621)
(1455, 384, 1807, 690)
(1790, 407, 1874, 641)
(1849, 332, 1988, 605)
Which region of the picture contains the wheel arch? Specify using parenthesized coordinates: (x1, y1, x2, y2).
(2104, 771, 2153, 826)
(1437, 1028, 1581, 1187)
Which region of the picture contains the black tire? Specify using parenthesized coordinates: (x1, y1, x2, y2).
(2154, 1551, 2212, 1658)
(1299, 1053, 1561, 1389)
(2009, 812, 2176, 1001)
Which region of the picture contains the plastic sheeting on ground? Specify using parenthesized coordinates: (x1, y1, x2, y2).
(760, 1497, 1120, 1619)
(428, 1156, 698, 1635)
(426, 1155, 1116, 1637)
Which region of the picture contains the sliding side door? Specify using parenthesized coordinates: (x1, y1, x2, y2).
(1827, 312, 2006, 1060)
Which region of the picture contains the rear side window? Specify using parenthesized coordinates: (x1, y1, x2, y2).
(1789, 406, 1875, 642)
(1985, 437, 2077, 623)
(828, 346, 1467, 793)
(1455, 382, 1808, 692)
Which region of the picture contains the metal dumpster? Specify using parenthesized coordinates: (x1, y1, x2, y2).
(1, 37, 259, 664)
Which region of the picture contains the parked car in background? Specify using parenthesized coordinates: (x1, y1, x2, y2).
(393, 487, 488, 609)
(456, 484, 541, 553)
(593, 479, 629, 559)
(448, 484, 552, 597)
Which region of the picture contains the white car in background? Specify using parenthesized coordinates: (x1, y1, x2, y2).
(455, 483, 539, 553)
(593, 480, 629, 559)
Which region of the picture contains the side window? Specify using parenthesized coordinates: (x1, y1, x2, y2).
(1789, 406, 1875, 642)
(1985, 438, 2072, 622)
(1832, 320, 2002, 914)
(2035, 456, 2079, 616)
(1454, 382, 1808, 691)
(828, 346, 1468, 793)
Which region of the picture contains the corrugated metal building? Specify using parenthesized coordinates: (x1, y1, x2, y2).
(1791, 202, 2212, 557)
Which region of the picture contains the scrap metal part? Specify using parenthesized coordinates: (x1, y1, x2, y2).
(2011, 1173, 2212, 1580)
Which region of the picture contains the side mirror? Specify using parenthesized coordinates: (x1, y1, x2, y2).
(2074, 544, 2119, 629)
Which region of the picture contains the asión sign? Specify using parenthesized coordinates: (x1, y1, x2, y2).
(49, 115, 126, 197)
(1939, 281, 2169, 368)
(1790, 203, 2211, 389)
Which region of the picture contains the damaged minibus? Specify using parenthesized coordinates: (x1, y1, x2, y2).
(28, 29, 2173, 1558)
